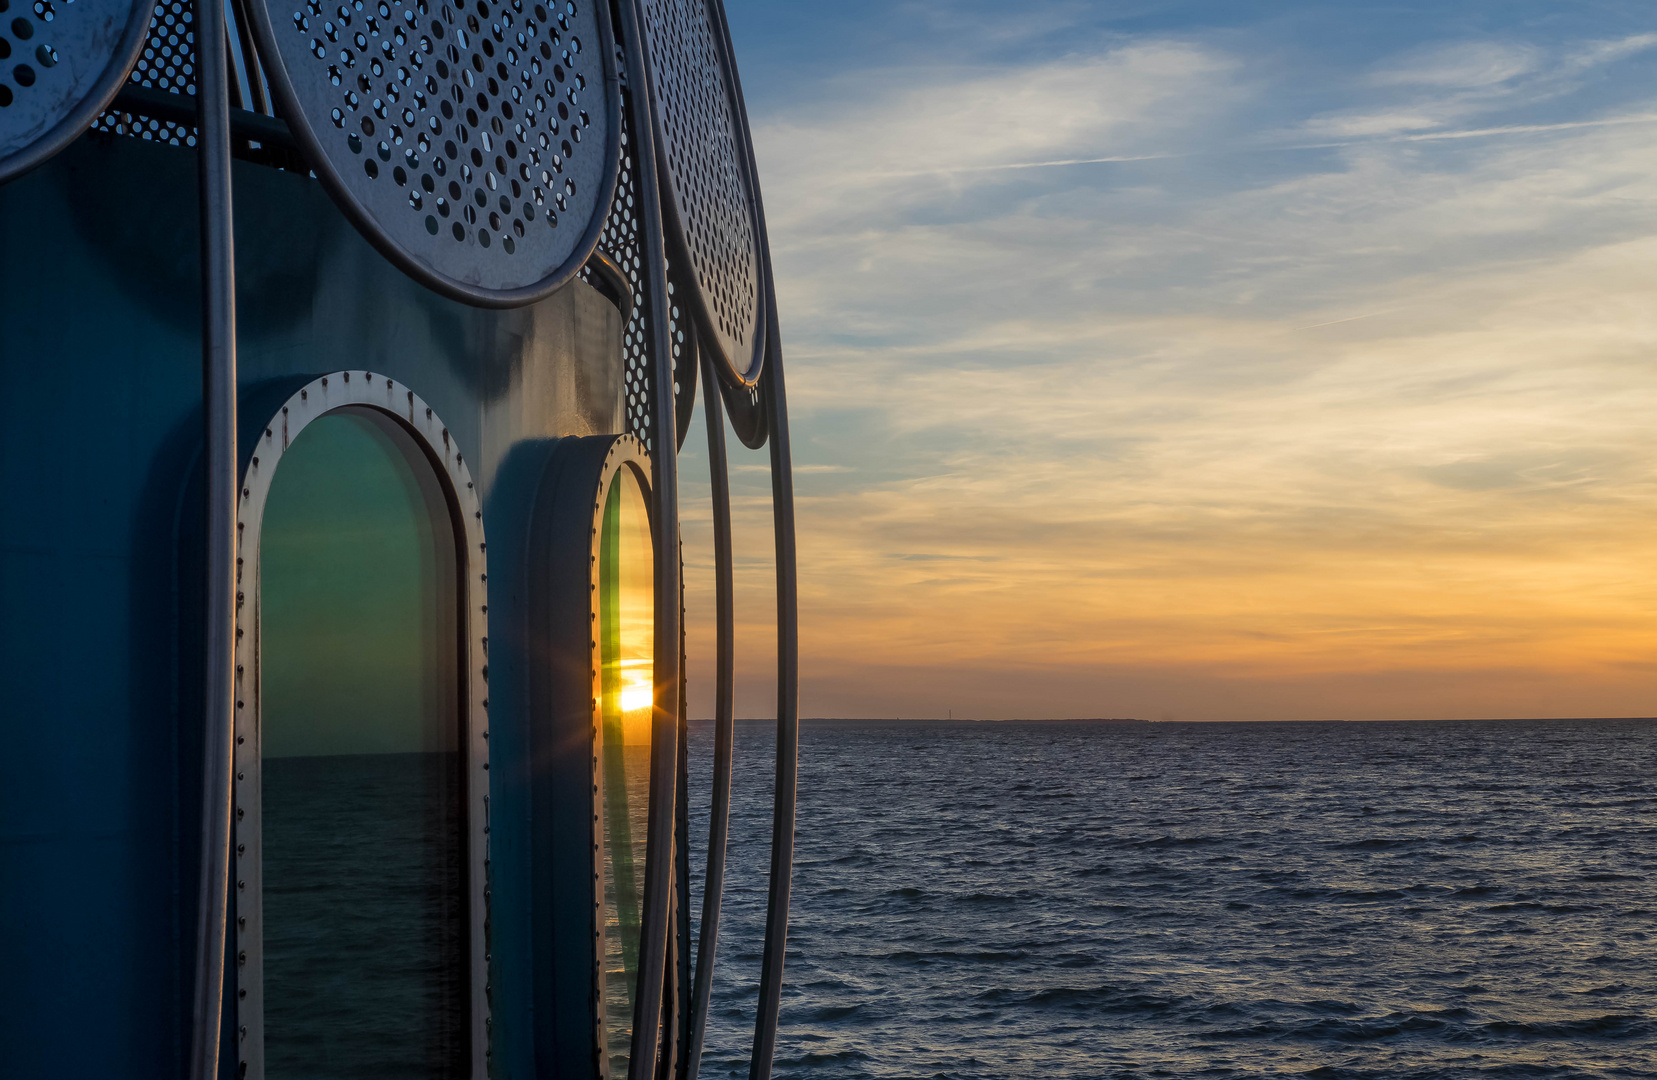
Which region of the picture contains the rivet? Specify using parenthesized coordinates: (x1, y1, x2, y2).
(301, 391, 307, 400)
(322, 377, 329, 386)
(343, 372, 350, 382)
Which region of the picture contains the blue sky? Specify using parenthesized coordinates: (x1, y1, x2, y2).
(677, 0, 1657, 720)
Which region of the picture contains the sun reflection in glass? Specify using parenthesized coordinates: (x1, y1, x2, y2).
(599, 464, 653, 1078)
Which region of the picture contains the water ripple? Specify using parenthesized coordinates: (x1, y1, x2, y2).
(690, 719, 1657, 1078)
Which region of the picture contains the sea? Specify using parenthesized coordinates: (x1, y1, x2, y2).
(688, 718, 1657, 1079)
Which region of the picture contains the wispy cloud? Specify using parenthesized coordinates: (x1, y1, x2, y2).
(707, 4, 1657, 720)
(1302, 32, 1657, 141)
(1368, 41, 1543, 89)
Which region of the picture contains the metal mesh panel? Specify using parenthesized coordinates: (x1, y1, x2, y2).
(586, 95, 654, 448)
(91, 0, 197, 145)
(0, 0, 149, 168)
(251, 0, 611, 288)
(639, 0, 758, 379)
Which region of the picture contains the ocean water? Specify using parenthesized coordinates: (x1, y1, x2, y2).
(689, 718, 1657, 1079)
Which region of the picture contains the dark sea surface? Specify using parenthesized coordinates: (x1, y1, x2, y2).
(689, 719, 1657, 1079)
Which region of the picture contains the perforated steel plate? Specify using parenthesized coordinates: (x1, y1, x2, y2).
(0, 0, 150, 182)
(641, 0, 763, 385)
(247, 0, 620, 306)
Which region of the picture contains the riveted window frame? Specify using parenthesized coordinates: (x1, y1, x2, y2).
(232, 372, 492, 1080)
(527, 433, 665, 1080)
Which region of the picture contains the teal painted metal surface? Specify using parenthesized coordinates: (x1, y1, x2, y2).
(0, 129, 625, 1078)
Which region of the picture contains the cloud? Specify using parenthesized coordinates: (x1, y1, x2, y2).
(753, 40, 1239, 228)
(1368, 41, 1542, 89)
(1562, 32, 1657, 74)
(1303, 33, 1657, 143)
(719, 14, 1657, 719)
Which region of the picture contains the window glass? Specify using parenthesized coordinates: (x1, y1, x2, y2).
(259, 408, 468, 1079)
(600, 464, 654, 1077)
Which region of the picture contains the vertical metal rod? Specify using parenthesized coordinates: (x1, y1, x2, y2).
(685, 343, 735, 1080)
(700, 1, 800, 1071)
(191, 0, 238, 1073)
(617, 0, 681, 1075)
(660, 552, 689, 1080)
(673, 589, 692, 1080)
(227, 0, 274, 114)
(219, 11, 252, 111)
(747, 296, 798, 1080)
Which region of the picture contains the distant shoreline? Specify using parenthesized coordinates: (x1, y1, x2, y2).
(693, 716, 1657, 725)
(701, 716, 1150, 724)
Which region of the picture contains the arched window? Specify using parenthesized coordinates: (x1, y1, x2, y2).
(529, 434, 663, 1080)
(234, 378, 491, 1080)
(597, 460, 654, 1076)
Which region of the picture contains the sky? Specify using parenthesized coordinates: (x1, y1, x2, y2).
(676, 0, 1657, 722)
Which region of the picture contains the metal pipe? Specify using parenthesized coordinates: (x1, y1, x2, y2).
(747, 282, 798, 1080)
(220, 9, 253, 111)
(700, 2, 800, 1073)
(671, 601, 692, 1080)
(686, 341, 736, 1080)
(228, 0, 274, 115)
(190, 0, 238, 1073)
(662, 551, 690, 1080)
(111, 84, 299, 149)
(615, 0, 681, 1076)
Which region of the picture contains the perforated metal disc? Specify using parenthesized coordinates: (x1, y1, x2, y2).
(0, 0, 150, 182)
(641, 0, 763, 385)
(247, 0, 620, 307)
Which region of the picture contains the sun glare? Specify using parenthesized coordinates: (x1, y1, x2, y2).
(620, 683, 653, 713)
